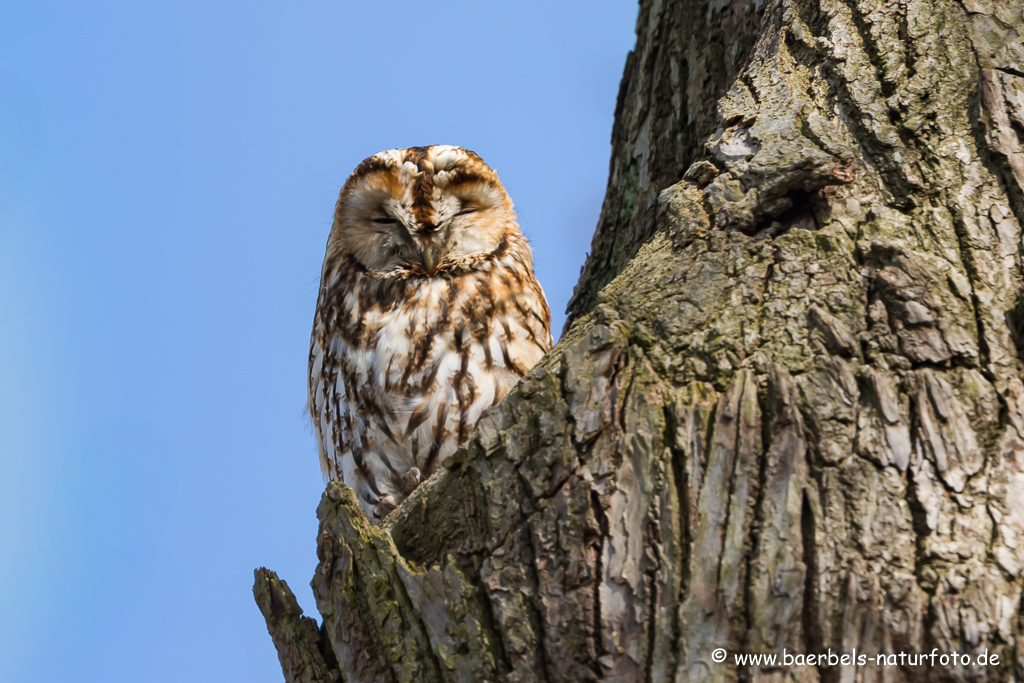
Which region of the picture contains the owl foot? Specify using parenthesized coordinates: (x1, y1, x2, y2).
(398, 467, 422, 496)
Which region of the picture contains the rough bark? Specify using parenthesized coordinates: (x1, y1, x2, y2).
(256, 0, 1024, 681)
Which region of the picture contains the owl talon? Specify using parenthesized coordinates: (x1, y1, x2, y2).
(378, 495, 399, 512)
(398, 466, 422, 495)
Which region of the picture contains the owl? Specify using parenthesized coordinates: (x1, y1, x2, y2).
(308, 145, 553, 524)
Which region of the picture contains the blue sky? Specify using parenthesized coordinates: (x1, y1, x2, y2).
(0, 2, 637, 680)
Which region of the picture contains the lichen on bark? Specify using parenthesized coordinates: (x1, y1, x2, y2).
(256, 0, 1024, 680)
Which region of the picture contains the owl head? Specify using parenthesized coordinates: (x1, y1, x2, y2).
(325, 145, 519, 277)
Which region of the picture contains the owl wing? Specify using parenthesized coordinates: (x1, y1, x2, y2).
(310, 327, 411, 523)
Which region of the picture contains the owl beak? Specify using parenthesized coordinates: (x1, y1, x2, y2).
(421, 242, 443, 274)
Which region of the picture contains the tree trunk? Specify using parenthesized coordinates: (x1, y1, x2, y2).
(255, 0, 1024, 680)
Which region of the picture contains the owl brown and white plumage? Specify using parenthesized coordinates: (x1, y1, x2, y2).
(308, 145, 553, 523)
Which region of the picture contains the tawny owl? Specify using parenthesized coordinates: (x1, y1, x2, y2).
(308, 145, 553, 524)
